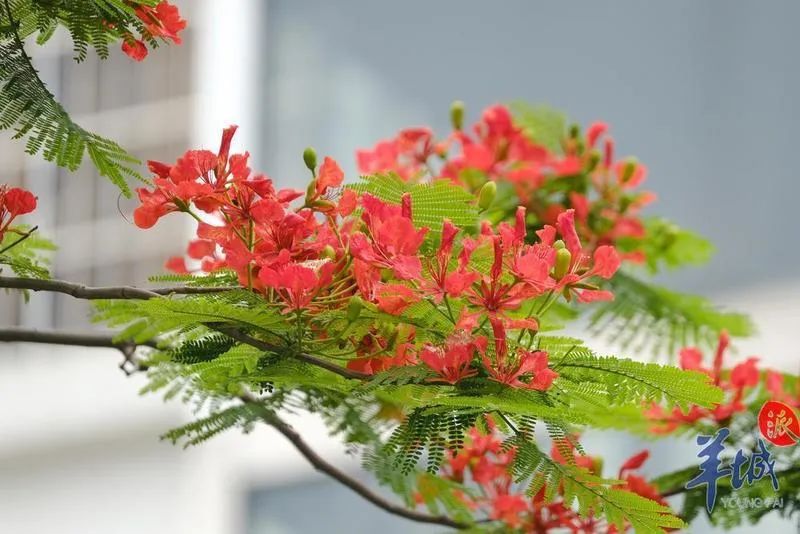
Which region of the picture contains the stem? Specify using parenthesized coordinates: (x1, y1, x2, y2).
(0, 225, 38, 255)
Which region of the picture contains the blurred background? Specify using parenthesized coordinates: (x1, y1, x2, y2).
(1, 1, 798, 532)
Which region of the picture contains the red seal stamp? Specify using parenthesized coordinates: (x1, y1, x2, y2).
(758, 400, 799, 447)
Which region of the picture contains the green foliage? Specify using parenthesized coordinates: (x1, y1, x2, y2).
(350, 173, 479, 237)
(589, 271, 754, 358)
(617, 217, 715, 274)
(0, 1, 165, 196)
(508, 434, 685, 532)
(162, 403, 265, 448)
(551, 347, 724, 410)
(510, 101, 567, 153)
(10, 0, 159, 61)
(0, 226, 54, 280)
(384, 409, 479, 474)
(93, 291, 291, 343)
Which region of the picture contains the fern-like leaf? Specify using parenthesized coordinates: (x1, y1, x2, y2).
(1, 0, 149, 196)
(589, 272, 753, 358)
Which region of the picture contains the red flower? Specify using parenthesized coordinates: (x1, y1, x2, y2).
(316, 157, 344, 197)
(482, 319, 557, 390)
(765, 371, 800, 408)
(3, 187, 36, 216)
(419, 335, 484, 384)
(122, 39, 148, 61)
(0, 185, 38, 239)
(489, 494, 529, 528)
(420, 219, 479, 302)
(730, 357, 759, 389)
(375, 283, 418, 314)
(258, 260, 334, 312)
(349, 193, 427, 280)
(135, 1, 187, 44)
(647, 332, 760, 432)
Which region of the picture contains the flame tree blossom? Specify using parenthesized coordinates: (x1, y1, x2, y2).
(646, 332, 762, 433)
(437, 421, 666, 532)
(0, 185, 37, 240)
(133, 124, 627, 392)
(356, 103, 655, 265)
(121, 1, 187, 61)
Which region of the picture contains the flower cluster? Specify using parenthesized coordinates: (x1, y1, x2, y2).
(646, 332, 761, 433)
(0, 185, 37, 241)
(357, 104, 655, 264)
(133, 120, 627, 392)
(121, 1, 186, 61)
(439, 421, 664, 532)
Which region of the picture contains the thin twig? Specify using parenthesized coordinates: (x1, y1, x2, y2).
(239, 391, 469, 529)
(0, 327, 156, 374)
(215, 325, 369, 381)
(0, 225, 38, 255)
(0, 329, 468, 529)
(0, 276, 233, 299)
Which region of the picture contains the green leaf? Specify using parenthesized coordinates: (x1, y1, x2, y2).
(0, 1, 155, 196)
(350, 173, 479, 237)
(617, 217, 715, 274)
(509, 101, 567, 153)
(589, 272, 754, 358)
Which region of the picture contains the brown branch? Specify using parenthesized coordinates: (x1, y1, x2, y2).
(0, 276, 370, 381)
(239, 391, 469, 529)
(0, 327, 155, 374)
(0, 276, 233, 299)
(0, 328, 467, 529)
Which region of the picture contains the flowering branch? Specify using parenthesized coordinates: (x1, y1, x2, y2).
(0, 329, 467, 529)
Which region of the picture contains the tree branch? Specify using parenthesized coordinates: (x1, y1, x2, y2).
(0, 276, 370, 381)
(0, 327, 155, 374)
(0, 276, 233, 299)
(214, 325, 369, 381)
(239, 392, 469, 529)
(0, 328, 467, 529)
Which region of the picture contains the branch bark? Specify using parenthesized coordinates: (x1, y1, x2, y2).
(0, 327, 154, 374)
(0, 276, 233, 299)
(0, 329, 467, 529)
(0, 276, 368, 380)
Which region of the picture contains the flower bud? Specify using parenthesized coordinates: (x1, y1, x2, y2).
(303, 147, 317, 173)
(306, 179, 318, 201)
(346, 296, 363, 322)
(477, 181, 497, 210)
(554, 247, 572, 279)
(553, 239, 566, 250)
(312, 199, 336, 212)
(321, 244, 336, 260)
(586, 149, 601, 173)
(450, 100, 465, 130)
(620, 157, 637, 183)
(568, 123, 580, 139)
